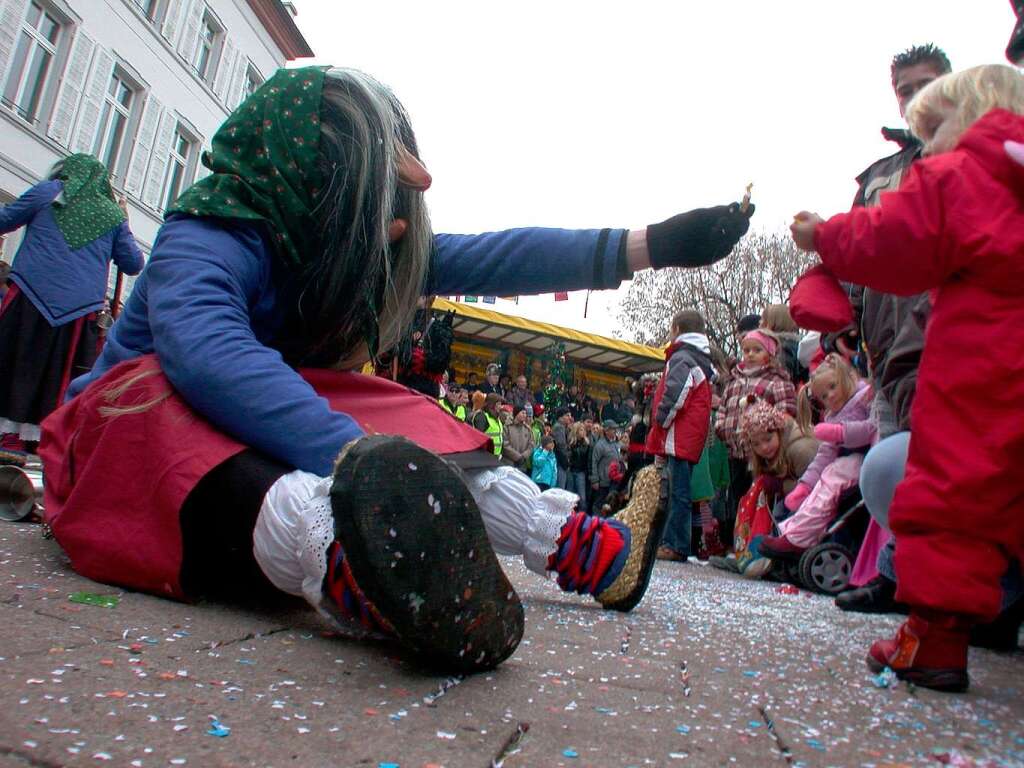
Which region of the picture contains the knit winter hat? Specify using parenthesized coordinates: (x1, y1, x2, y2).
(742, 329, 779, 357)
(738, 400, 787, 439)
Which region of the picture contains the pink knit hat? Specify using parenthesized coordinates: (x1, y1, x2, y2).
(739, 400, 787, 438)
(742, 329, 779, 357)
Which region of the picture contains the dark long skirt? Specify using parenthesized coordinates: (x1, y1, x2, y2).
(0, 284, 99, 430)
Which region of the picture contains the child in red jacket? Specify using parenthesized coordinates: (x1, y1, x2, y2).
(646, 310, 716, 561)
(791, 64, 1024, 693)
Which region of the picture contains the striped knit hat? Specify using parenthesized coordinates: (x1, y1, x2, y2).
(739, 399, 787, 439)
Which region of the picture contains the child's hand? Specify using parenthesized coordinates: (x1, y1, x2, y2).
(813, 423, 845, 444)
(784, 482, 812, 512)
(790, 211, 823, 252)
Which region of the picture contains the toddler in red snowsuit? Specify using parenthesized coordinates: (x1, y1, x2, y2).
(791, 64, 1024, 693)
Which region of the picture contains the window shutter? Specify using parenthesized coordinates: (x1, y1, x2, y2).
(0, 0, 29, 89)
(46, 27, 95, 147)
(142, 109, 176, 210)
(70, 45, 115, 155)
(124, 93, 162, 198)
(160, 0, 186, 49)
(226, 53, 247, 110)
(176, 0, 204, 67)
(212, 35, 235, 101)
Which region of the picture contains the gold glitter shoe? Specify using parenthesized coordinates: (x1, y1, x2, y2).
(596, 465, 670, 612)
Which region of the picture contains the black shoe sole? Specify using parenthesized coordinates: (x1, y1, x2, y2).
(865, 653, 969, 693)
(330, 435, 524, 674)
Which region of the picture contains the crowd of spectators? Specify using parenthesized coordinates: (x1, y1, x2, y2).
(437, 361, 639, 515)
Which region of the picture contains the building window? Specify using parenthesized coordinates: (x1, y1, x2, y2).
(1, 2, 62, 124)
(244, 65, 262, 99)
(162, 124, 196, 209)
(92, 71, 134, 180)
(193, 13, 218, 80)
(132, 0, 161, 21)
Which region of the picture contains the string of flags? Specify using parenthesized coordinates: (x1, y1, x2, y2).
(443, 290, 592, 317)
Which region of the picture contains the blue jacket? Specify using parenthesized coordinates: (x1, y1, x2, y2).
(68, 215, 627, 475)
(531, 447, 558, 487)
(0, 181, 144, 325)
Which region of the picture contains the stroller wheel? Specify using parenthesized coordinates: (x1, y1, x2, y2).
(799, 543, 853, 595)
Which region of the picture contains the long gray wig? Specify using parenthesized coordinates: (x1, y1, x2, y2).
(286, 67, 432, 368)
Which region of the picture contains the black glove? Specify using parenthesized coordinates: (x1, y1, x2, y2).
(646, 202, 754, 269)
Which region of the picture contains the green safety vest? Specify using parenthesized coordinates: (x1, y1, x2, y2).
(484, 413, 503, 456)
(439, 398, 466, 420)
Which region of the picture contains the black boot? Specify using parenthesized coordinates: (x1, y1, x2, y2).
(835, 574, 908, 614)
(970, 598, 1023, 652)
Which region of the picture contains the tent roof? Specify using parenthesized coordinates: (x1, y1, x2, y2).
(432, 298, 665, 374)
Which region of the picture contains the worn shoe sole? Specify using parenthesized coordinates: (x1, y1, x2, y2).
(597, 465, 669, 612)
(865, 652, 969, 693)
(330, 435, 523, 674)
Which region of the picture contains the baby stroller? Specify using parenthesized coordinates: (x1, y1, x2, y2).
(766, 488, 869, 595)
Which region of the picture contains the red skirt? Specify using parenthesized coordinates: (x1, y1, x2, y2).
(39, 354, 492, 600)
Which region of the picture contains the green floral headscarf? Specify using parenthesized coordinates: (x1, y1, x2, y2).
(169, 66, 326, 269)
(51, 154, 125, 249)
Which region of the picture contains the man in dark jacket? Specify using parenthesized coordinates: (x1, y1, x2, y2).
(832, 44, 950, 615)
(600, 393, 631, 426)
(565, 383, 586, 421)
(551, 407, 572, 489)
(590, 420, 622, 515)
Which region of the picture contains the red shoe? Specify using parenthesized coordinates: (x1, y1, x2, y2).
(866, 612, 970, 693)
(702, 519, 727, 558)
(757, 534, 805, 560)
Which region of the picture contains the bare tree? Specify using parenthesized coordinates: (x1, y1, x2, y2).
(617, 230, 818, 356)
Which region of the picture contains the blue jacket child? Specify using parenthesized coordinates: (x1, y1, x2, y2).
(531, 440, 558, 489)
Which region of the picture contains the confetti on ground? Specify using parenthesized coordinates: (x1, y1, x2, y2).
(1, 529, 1021, 767)
(872, 666, 898, 689)
(207, 718, 230, 737)
(68, 592, 119, 608)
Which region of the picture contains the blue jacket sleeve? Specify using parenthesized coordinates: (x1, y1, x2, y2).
(145, 220, 364, 475)
(427, 227, 627, 296)
(111, 222, 145, 276)
(0, 181, 61, 234)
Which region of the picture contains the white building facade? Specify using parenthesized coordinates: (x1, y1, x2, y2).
(0, 0, 311, 263)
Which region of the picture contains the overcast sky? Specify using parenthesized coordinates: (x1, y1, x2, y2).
(290, 1, 1015, 339)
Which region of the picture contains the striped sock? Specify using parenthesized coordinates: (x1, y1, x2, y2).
(547, 512, 631, 596)
(324, 541, 393, 634)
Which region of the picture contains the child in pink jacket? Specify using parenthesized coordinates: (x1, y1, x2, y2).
(759, 355, 875, 557)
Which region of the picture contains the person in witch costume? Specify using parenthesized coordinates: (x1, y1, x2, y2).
(41, 67, 753, 674)
(0, 154, 143, 461)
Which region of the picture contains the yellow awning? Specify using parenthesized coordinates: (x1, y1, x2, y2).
(432, 298, 665, 374)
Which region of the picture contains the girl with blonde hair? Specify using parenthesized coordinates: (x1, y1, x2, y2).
(566, 422, 592, 510)
(791, 63, 1024, 691)
(759, 354, 875, 560)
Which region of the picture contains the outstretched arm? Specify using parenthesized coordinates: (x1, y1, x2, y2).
(0, 181, 61, 234)
(427, 203, 752, 297)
